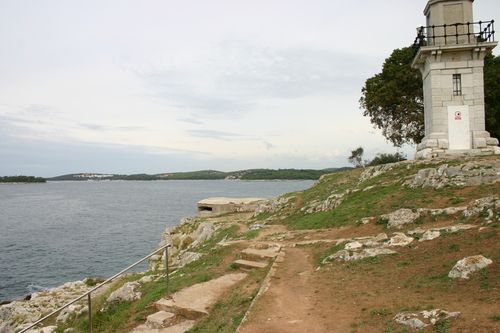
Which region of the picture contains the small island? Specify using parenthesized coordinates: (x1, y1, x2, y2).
(0, 176, 46, 183)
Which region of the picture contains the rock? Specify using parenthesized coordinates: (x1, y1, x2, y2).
(429, 206, 467, 215)
(373, 233, 389, 242)
(463, 196, 499, 218)
(344, 241, 363, 250)
(381, 209, 421, 229)
(253, 196, 295, 216)
(149, 220, 216, 271)
(419, 230, 441, 242)
(394, 313, 427, 329)
(106, 282, 142, 303)
(448, 255, 493, 279)
(301, 192, 346, 214)
(359, 163, 395, 183)
(174, 252, 202, 268)
(406, 160, 500, 189)
(385, 233, 414, 247)
(359, 217, 374, 225)
(137, 275, 158, 284)
(56, 304, 87, 323)
(394, 309, 460, 329)
(325, 248, 397, 263)
(249, 223, 264, 230)
(0, 280, 94, 332)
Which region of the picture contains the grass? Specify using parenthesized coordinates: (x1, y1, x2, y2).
(433, 319, 451, 333)
(56, 226, 243, 333)
(186, 270, 266, 333)
(243, 229, 260, 240)
(490, 314, 500, 321)
(370, 308, 392, 317)
(313, 242, 346, 267)
(84, 277, 105, 287)
(261, 157, 500, 230)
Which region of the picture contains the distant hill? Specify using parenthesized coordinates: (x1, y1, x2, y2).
(0, 176, 46, 183)
(47, 168, 352, 181)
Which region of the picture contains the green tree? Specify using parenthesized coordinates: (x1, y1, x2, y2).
(348, 147, 365, 168)
(484, 53, 500, 139)
(360, 47, 500, 146)
(360, 47, 424, 146)
(367, 152, 407, 166)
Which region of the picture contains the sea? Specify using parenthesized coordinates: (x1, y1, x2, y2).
(0, 179, 313, 302)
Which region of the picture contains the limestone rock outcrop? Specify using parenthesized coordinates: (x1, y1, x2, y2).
(462, 196, 499, 219)
(149, 218, 216, 271)
(326, 248, 397, 262)
(106, 282, 142, 303)
(406, 160, 499, 189)
(380, 208, 421, 229)
(301, 192, 347, 214)
(359, 163, 396, 183)
(394, 309, 460, 329)
(448, 255, 493, 279)
(253, 196, 295, 217)
(0, 281, 93, 333)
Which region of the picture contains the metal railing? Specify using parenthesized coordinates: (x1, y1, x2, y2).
(18, 244, 171, 333)
(413, 20, 495, 51)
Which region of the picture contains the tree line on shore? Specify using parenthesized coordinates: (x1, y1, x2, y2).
(0, 176, 46, 183)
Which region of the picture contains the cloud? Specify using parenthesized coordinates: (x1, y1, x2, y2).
(263, 141, 274, 150)
(178, 117, 204, 125)
(79, 123, 143, 132)
(187, 129, 247, 141)
(135, 42, 374, 120)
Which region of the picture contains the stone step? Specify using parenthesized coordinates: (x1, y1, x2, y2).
(233, 259, 268, 269)
(156, 298, 207, 320)
(131, 320, 195, 333)
(146, 311, 176, 329)
(155, 273, 247, 320)
(240, 247, 280, 261)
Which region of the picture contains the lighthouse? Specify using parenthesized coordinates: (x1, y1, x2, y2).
(412, 0, 498, 158)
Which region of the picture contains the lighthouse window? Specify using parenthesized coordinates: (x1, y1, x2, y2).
(453, 74, 462, 96)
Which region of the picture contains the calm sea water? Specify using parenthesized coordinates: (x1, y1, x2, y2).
(0, 180, 312, 302)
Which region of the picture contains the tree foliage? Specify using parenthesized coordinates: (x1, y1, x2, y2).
(0, 176, 46, 183)
(484, 53, 500, 140)
(348, 147, 365, 168)
(360, 47, 500, 146)
(367, 152, 407, 166)
(360, 47, 424, 146)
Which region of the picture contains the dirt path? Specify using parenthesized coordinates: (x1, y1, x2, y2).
(237, 246, 343, 333)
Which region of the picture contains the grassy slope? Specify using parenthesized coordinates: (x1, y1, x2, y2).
(53, 156, 499, 333)
(55, 225, 267, 333)
(258, 155, 499, 230)
(252, 155, 499, 332)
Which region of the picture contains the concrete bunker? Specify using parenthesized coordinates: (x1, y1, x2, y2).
(197, 197, 266, 216)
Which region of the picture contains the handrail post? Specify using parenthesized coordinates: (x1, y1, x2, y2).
(17, 244, 171, 333)
(88, 293, 92, 333)
(165, 247, 170, 297)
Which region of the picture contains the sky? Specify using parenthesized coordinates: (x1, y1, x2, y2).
(0, 0, 499, 177)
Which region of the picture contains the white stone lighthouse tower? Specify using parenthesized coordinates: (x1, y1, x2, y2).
(412, 0, 498, 158)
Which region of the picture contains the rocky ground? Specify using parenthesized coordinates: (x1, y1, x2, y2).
(2, 155, 499, 333)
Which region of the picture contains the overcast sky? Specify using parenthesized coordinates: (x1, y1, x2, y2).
(0, 0, 499, 176)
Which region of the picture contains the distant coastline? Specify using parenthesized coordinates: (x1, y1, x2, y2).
(0, 176, 46, 184)
(46, 167, 352, 182)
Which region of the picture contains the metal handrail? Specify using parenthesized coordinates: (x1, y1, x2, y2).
(18, 244, 171, 333)
(413, 20, 495, 52)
